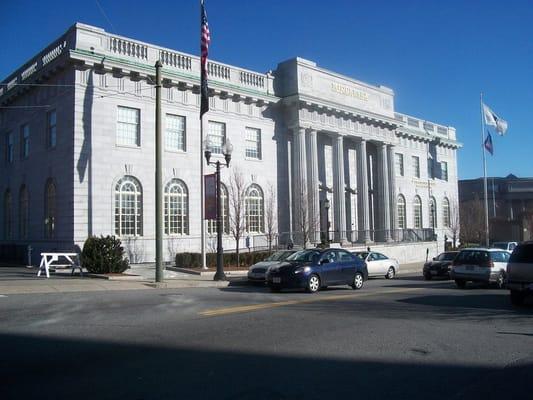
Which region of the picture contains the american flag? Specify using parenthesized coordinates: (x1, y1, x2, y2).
(200, 0, 210, 118)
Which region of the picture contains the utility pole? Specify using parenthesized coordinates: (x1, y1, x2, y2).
(155, 60, 163, 283)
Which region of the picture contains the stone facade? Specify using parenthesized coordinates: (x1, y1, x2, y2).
(0, 23, 462, 263)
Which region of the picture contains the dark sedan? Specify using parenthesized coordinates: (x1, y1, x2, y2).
(266, 248, 368, 293)
(423, 251, 458, 280)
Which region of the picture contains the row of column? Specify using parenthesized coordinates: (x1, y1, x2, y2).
(292, 127, 397, 244)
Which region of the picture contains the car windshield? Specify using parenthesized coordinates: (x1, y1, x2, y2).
(439, 252, 457, 261)
(492, 243, 508, 250)
(265, 251, 293, 261)
(354, 252, 369, 260)
(286, 250, 320, 262)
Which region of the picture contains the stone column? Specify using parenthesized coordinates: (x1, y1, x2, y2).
(307, 129, 320, 243)
(379, 143, 392, 242)
(292, 127, 307, 244)
(333, 134, 347, 243)
(388, 144, 398, 241)
(357, 139, 371, 243)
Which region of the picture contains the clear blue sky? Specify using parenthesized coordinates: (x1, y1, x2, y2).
(1, 0, 532, 180)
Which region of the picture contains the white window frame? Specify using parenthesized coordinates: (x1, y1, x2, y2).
(395, 153, 404, 176)
(21, 124, 30, 159)
(397, 195, 406, 229)
(245, 184, 264, 233)
(412, 156, 420, 178)
(245, 127, 261, 160)
(413, 195, 422, 229)
(165, 114, 186, 152)
(114, 176, 143, 237)
(207, 121, 226, 155)
(116, 106, 140, 147)
(443, 197, 450, 228)
(6, 132, 13, 163)
(441, 161, 448, 181)
(164, 179, 189, 235)
(47, 110, 57, 149)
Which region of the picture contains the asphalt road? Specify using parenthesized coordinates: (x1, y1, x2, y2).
(1, 274, 532, 400)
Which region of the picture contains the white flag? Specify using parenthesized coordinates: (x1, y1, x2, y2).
(483, 103, 508, 135)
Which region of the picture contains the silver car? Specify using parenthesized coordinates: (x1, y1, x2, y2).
(352, 251, 400, 279)
(450, 248, 510, 288)
(247, 250, 297, 283)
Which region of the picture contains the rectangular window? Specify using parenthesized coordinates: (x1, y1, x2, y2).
(412, 156, 420, 178)
(116, 106, 140, 146)
(21, 124, 30, 159)
(6, 132, 13, 163)
(395, 153, 404, 176)
(47, 110, 57, 148)
(165, 114, 186, 152)
(245, 127, 261, 159)
(441, 161, 448, 181)
(207, 121, 226, 155)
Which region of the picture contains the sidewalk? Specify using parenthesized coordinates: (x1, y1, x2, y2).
(0, 262, 423, 296)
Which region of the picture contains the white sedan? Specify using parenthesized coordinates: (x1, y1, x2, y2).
(352, 251, 400, 279)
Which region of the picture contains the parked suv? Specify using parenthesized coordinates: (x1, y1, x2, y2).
(450, 248, 510, 289)
(506, 241, 533, 306)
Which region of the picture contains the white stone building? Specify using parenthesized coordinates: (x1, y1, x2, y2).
(0, 23, 461, 264)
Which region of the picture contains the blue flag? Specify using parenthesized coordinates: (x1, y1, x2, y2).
(484, 131, 493, 155)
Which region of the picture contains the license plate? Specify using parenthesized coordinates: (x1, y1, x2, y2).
(273, 277, 281, 284)
(431, 270, 438, 275)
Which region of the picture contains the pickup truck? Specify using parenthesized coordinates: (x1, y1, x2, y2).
(506, 241, 533, 306)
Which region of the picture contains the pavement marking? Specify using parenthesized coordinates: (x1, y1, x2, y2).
(199, 287, 421, 317)
(0, 294, 6, 297)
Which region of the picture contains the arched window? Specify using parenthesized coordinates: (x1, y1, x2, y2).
(114, 176, 142, 236)
(245, 184, 264, 233)
(429, 196, 437, 229)
(19, 185, 29, 239)
(413, 195, 422, 229)
(45, 180, 56, 238)
(164, 179, 188, 235)
(208, 183, 229, 235)
(442, 197, 450, 228)
(397, 195, 406, 229)
(4, 189, 12, 240)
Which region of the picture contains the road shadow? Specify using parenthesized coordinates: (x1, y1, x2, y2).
(0, 266, 84, 281)
(1, 332, 533, 400)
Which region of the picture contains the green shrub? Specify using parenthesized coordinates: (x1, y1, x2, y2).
(175, 250, 273, 268)
(81, 235, 129, 274)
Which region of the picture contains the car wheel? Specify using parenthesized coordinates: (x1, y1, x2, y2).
(306, 274, 321, 293)
(385, 267, 395, 279)
(495, 272, 506, 289)
(351, 272, 364, 290)
(424, 273, 432, 280)
(455, 279, 466, 289)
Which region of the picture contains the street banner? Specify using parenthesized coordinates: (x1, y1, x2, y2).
(204, 173, 216, 219)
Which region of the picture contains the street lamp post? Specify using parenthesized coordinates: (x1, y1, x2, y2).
(430, 203, 436, 241)
(324, 198, 330, 244)
(204, 139, 233, 281)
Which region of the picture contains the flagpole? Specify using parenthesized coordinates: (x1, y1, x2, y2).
(200, 115, 207, 269)
(480, 93, 490, 247)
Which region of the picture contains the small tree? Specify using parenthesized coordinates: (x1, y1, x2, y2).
(81, 235, 129, 274)
(460, 195, 485, 245)
(293, 180, 320, 248)
(264, 182, 277, 251)
(228, 168, 247, 266)
(449, 199, 460, 249)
